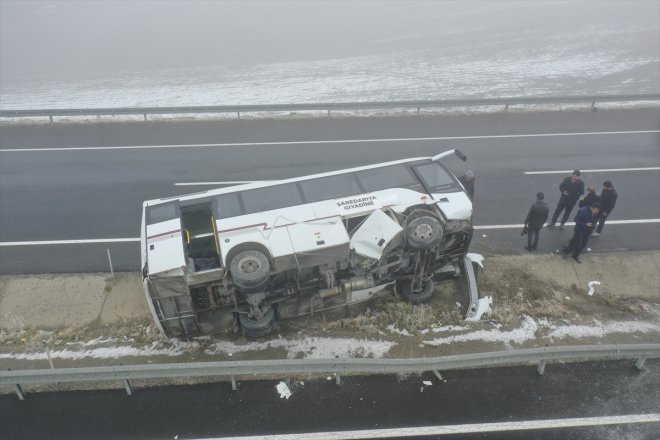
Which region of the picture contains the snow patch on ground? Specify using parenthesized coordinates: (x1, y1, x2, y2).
(425, 316, 538, 348)
(1, 320, 657, 361)
(547, 320, 660, 340)
(386, 325, 412, 336)
(204, 337, 396, 359)
(423, 316, 660, 348)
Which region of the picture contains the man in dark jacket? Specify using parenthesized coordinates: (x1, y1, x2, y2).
(562, 203, 600, 263)
(524, 192, 549, 251)
(550, 170, 585, 230)
(459, 170, 475, 200)
(593, 180, 617, 236)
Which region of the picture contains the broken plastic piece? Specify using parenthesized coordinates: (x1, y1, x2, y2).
(587, 280, 601, 296)
(276, 381, 292, 399)
(423, 381, 433, 386)
(466, 253, 485, 270)
(464, 296, 493, 322)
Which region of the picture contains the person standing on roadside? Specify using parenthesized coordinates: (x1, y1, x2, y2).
(459, 170, 475, 200)
(579, 186, 599, 208)
(550, 170, 584, 230)
(562, 202, 600, 263)
(593, 180, 618, 236)
(524, 192, 549, 251)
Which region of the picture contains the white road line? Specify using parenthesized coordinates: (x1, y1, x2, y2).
(525, 167, 660, 174)
(474, 219, 660, 230)
(193, 413, 660, 440)
(0, 238, 140, 247)
(1, 219, 657, 247)
(1, 130, 657, 152)
(175, 181, 273, 186)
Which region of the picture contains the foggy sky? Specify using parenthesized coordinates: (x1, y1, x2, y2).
(1, 0, 658, 84)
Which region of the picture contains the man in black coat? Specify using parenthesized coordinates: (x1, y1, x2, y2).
(562, 203, 600, 263)
(550, 170, 585, 230)
(459, 170, 475, 200)
(593, 180, 618, 236)
(524, 192, 549, 251)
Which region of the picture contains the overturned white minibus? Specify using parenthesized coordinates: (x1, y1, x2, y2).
(140, 149, 486, 338)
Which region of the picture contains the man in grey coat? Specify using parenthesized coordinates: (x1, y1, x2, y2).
(524, 192, 549, 251)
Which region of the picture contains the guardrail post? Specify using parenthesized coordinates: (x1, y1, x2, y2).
(537, 360, 546, 376)
(123, 379, 133, 395)
(416, 106, 421, 115)
(48, 115, 53, 124)
(336, 374, 341, 386)
(591, 101, 597, 112)
(504, 103, 509, 112)
(327, 109, 330, 116)
(231, 375, 237, 391)
(635, 357, 647, 370)
(237, 111, 241, 119)
(143, 114, 148, 122)
(15, 384, 26, 401)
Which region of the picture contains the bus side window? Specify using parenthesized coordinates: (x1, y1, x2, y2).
(356, 164, 422, 192)
(214, 193, 242, 219)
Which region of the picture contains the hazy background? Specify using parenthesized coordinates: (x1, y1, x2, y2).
(1, 0, 658, 108)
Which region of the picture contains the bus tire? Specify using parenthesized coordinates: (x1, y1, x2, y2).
(230, 250, 270, 293)
(239, 305, 277, 338)
(397, 278, 434, 305)
(405, 214, 443, 249)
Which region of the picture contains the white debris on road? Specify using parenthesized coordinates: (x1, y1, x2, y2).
(276, 381, 292, 399)
(587, 280, 601, 296)
(422, 381, 433, 386)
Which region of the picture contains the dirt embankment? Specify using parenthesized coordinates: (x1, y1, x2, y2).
(0, 252, 658, 367)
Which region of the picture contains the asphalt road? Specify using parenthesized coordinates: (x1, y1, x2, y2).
(1, 360, 658, 440)
(1, 108, 659, 274)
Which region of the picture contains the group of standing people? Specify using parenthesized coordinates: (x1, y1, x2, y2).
(522, 170, 618, 263)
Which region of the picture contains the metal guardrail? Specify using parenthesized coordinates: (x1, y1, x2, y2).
(1, 94, 658, 121)
(2, 344, 658, 400)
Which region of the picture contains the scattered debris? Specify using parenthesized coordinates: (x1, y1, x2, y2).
(467, 253, 485, 270)
(465, 296, 493, 322)
(276, 381, 292, 399)
(422, 380, 433, 386)
(587, 281, 601, 296)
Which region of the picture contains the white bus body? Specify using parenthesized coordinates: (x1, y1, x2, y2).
(141, 150, 485, 338)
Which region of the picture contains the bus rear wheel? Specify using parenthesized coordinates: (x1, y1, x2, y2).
(238, 305, 278, 338)
(230, 250, 270, 293)
(397, 278, 434, 305)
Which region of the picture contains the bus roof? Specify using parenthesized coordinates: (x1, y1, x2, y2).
(144, 155, 437, 208)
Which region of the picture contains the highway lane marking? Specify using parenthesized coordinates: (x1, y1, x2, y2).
(2, 219, 658, 246)
(175, 181, 274, 186)
(526, 166, 660, 174)
(194, 413, 660, 439)
(0, 238, 140, 246)
(1, 129, 658, 152)
(475, 219, 660, 229)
